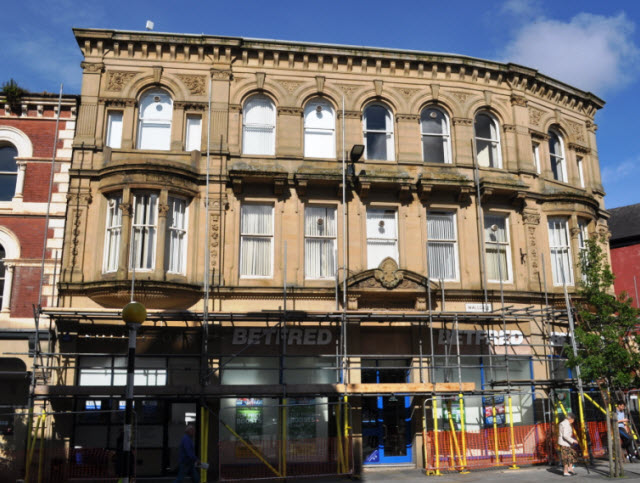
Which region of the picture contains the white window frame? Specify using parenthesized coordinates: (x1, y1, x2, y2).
(242, 95, 276, 156)
(166, 196, 188, 274)
(102, 194, 122, 273)
(240, 203, 274, 278)
(421, 107, 452, 164)
(304, 99, 336, 159)
(136, 89, 173, 151)
(548, 129, 567, 183)
(0, 144, 18, 202)
(427, 211, 460, 282)
(366, 208, 399, 269)
(577, 156, 585, 188)
(484, 213, 513, 283)
(532, 142, 541, 174)
(474, 112, 502, 168)
(548, 217, 574, 286)
(304, 205, 337, 279)
(130, 192, 158, 271)
(363, 103, 395, 161)
(185, 114, 202, 151)
(105, 110, 123, 149)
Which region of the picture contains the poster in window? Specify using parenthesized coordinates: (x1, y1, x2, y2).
(482, 395, 506, 426)
(236, 398, 263, 441)
(287, 398, 317, 440)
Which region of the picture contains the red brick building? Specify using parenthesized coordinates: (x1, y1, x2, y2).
(0, 92, 77, 410)
(609, 203, 640, 303)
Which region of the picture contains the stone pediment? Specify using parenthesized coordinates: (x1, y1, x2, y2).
(345, 258, 438, 292)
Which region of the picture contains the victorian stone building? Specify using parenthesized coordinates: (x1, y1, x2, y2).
(37, 28, 608, 479)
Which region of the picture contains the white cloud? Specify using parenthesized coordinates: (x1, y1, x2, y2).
(602, 159, 637, 185)
(501, 0, 541, 18)
(501, 12, 639, 94)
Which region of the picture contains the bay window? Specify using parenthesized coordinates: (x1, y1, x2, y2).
(102, 194, 122, 273)
(166, 196, 187, 274)
(427, 212, 458, 281)
(366, 209, 398, 269)
(548, 217, 573, 286)
(305, 206, 337, 279)
(131, 192, 158, 271)
(240, 204, 274, 277)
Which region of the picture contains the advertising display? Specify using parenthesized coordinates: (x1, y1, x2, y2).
(235, 398, 263, 440)
(482, 395, 506, 426)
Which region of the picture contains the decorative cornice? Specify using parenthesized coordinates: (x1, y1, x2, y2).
(174, 101, 208, 111)
(396, 114, 419, 121)
(81, 61, 105, 74)
(568, 142, 591, 154)
(503, 124, 518, 133)
(452, 117, 473, 126)
(510, 94, 528, 107)
(529, 129, 549, 141)
(277, 106, 303, 115)
(100, 97, 135, 107)
(337, 110, 361, 119)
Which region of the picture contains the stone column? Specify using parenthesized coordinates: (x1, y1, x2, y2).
(12, 161, 27, 200)
(154, 190, 169, 278)
(117, 188, 132, 279)
(1, 263, 14, 313)
(276, 107, 303, 158)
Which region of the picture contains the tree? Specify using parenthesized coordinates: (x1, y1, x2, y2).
(1, 79, 28, 114)
(567, 237, 640, 477)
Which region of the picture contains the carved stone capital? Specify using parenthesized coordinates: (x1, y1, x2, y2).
(119, 202, 132, 216)
(174, 101, 208, 111)
(211, 69, 233, 81)
(81, 62, 105, 74)
(100, 97, 136, 107)
(522, 209, 540, 225)
(453, 117, 473, 126)
(568, 142, 591, 154)
(503, 124, 518, 133)
(529, 129, 549, 141)
(158, 204, 170, 217)
(510, 94, 528, 107)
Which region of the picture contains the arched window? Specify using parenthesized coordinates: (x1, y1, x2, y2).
(421, 107, 451, 164)
(363, 104, 394, 161)
(0, 144, 18, 201)
(137, 89, 173, 150)
(474, 112, 501, 168)
(242, 95, 276, 155)
(304, 99, 335, 158)
(548, 129, 567, 182)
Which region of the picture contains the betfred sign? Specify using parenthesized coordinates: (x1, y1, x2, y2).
(438, 329, 524, 346)
(232, 327, 333, 346)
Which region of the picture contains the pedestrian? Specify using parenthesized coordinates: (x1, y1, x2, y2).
(616, 402, 636, 462)
(558, 412, 578, 476)
(173, 424, 200, 483)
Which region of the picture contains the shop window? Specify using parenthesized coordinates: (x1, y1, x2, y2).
(548, 217, 573, 286)
(0, 144, 18, 201)
(240, 204, 274, 277)
(363, 104, 394, 160)
(548, 129, 567, 182)
(137, 89, 173, 150)
(242, 95, 276, 155)
(130, 192, 158, 271)
(305, 206, 336, 279)
(105, 111, 123, 149)
(484, 214, 512, 283)
(474, 112, 501, 168)
(78, 356, 167, 386)
(366, 209, 398, 269)
(421, 107, 451, 163)
(427, 211, 458, 281)
(304, 99, 336, 158)
(102, 194, 122, 273)
(165, 196, 187, 274)
(185, 114, 202, 151)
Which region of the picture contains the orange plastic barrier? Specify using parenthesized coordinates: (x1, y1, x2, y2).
(425, 421, 609, 473)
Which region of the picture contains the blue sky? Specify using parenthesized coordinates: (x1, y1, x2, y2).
(2, 0, 639, 209)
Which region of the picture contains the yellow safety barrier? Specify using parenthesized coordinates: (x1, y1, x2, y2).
(492, 403, 500, 466)
(584, 393, 606, 415)
(432, 398, 441, 475)
(335, 402, 344, 474)
(37, 411, 45, 483)
(446, 401, 464, 472)
(200, 407, 209, 482)
(557, 400, 568, 417)
(221, 421, 282, 478)
(458, 394, 469, 471)
(24, 412, 45, 483)
(507, 396, 519, 470)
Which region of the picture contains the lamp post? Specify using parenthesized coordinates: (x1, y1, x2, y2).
(121, 301, 146, 483)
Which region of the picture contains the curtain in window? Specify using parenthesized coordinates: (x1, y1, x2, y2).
(548, 218, 573, 285)
(304, 100, 336, 158)
(366, 209, 398, 269)
(243, 96, 276, 155)
(106, 111, 123, 149)
(363, 105, 394, 160)
(131, 193, 158, 270)
(240, 204, 273, 277)
(484, 215, 510, 282)
(421, 107, 450, 163)
(427, 212, 457, 281)
(103, 195, 122, 272)
(305, 206, 336, 278)
(166, 197, 187, 274)
(475, 113, 500, 168)
(137, 89, 173, 150)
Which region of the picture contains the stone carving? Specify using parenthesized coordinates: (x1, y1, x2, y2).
(374, 257, 404, 289)
(396, 114, 419, 121)
(210, 213, 220, 268)
(336, 84, 361, 96)
(277, 80, 302, 94)
(566, 120, 586, 143)
(528, 107, 544, 127)
(177, 74, 207, 95)
(397, 87, 420, 99)
(453, 117, 473, 126)
(277, 106, 303, 116)
(158, 204, 170, 217)
(81, 62, 104, 74)
(105, 71, 136, 92)
(522, 210, 540, 226)
(510, 94, 528, 107)
(451, 91, 471, 104)
(527, 226, 539, 273)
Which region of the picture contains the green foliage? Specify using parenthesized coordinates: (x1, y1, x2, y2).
(567, 238, 640, 389)
(1, 79, 28, 113)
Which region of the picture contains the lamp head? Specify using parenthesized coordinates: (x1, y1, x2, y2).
(122, 301, 147, 326)
(350, 144, 365, 162)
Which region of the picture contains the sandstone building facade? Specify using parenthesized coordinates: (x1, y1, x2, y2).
(38, 28, 608, 478)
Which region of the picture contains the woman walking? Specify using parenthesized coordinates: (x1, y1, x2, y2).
(558, 412, 578, 476)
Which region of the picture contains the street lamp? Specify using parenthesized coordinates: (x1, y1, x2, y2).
(121, 301, 146, 483)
